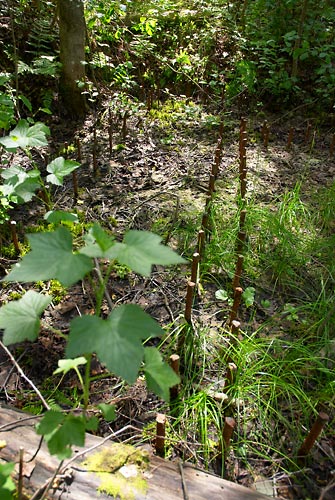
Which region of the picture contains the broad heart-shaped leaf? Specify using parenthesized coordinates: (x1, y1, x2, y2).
(3, 227, 93, 287)
(46, 157, 81, 186)
(66, 304, 164, 383)
(143, 347, 180, 401)
(105, 230, 186, 277)
(80, 223, 115, 258)
(0, 119, 50, 151)
(36, 411, 86, 459)
(0, 291, 51, 345)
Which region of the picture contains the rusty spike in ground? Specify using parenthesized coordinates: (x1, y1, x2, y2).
(93, 124, 98, 175)
(155, 413, 167, 457)
(169, 354, 180, 402)
(240, 167, 247, 199)
(108, 108, 113, 156)
(212, 131, 224, 180)
(232, 254, 244, 289)
(197, 230, 205, 258)
(304, 122, 312, 144)
(297, 411, 329, 463)
(184, 281, 196, 324)
(76, 136, 82, 162)
(239, 209, 247, 232)
(229, 287, 243, 327)
(10, 220, 20, 254)
(72, 170, 78, 202)
(190, 252, 200, 283)
(236, 230, 246, 255)
(220, 417, 236, 460)
(286, 127, 295, 151)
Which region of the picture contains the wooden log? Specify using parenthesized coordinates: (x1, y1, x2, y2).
(0, 406, 270, 499)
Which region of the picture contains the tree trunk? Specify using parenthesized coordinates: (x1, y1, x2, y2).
(58, 0, 86, 117)
(291, 0, 309, 78)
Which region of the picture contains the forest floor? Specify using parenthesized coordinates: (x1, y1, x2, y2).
(0, 98, 334, 499)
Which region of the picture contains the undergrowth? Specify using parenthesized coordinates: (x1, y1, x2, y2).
(159, 168, 334, 486)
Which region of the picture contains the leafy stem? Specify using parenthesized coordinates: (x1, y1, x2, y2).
(93, 258, 114, 314)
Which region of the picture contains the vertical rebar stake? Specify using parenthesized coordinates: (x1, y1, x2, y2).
(72, 171, 78, 202)
(18, 447, 24, 500)
(239, 209, 247, 232)
(197, 230, 205, 257)
(220, 417, 236, 459)
(184, 281, 195, 324)
(169, 354, 180, 402)
(287, 127, 294, 150)
(297, 412, 329, 462)
(232, 254, 244, 289)
(76, 137, 82, 162)
(229, 287, 243, 326)
(10, 220, 20, 254)
(190, 252, 200, 284)
(236, 230, 246, 254)
(93, 125, 98, 175)
(155, 413, 166, 457)
(304, 122, 312, 144)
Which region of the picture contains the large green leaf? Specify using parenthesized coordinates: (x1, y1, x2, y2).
(3, 227, 93, 286)
(0, 291, 51, 345)
(0, 462, 16, 500)
(44, 210, 79, 224)
(66, 304, 164, 383)
(36, 411, 86, 459)
(143, 347, 180, 401)
(0, 166, 41, 203)
(106, 230, 186, 277)
(0, 119, 50, 151)
(46, 157, 81, 186)
(80, 223, 116, 258)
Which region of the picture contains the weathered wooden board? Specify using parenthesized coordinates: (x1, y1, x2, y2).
(0, 405, 270, 499)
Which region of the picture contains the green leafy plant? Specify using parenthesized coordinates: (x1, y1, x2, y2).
(0, 462, 16, 500)
(0, 222, 184, 459)
(0, 120, 81, 217)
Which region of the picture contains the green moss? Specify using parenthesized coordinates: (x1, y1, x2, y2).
(82, 444, 149, 500)
(96, 471, 147, 500)
(35, 279, 67, 304)
(9, 291, 25, 300)
(1, 242, 30, 257)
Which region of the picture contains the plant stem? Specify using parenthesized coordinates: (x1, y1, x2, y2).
(94, 259, 114, 314)
(83, 353, 92, 412)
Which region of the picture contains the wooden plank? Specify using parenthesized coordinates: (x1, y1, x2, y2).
(0, 406, 270, 499)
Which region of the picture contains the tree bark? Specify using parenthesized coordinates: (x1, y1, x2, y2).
(58, 0, 86, 117)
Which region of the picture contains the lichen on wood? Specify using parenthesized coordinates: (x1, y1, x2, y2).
(82, 443, 149, 500)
